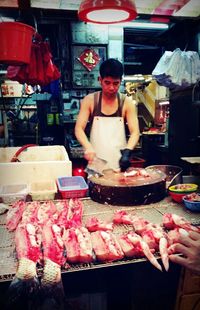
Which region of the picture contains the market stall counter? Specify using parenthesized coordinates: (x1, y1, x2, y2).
(0, 196, 199, 310)
(0, 196, 199, 283)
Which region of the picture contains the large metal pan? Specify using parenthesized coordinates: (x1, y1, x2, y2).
(88, 168, 166, 206)
(146, 165, 183, 189)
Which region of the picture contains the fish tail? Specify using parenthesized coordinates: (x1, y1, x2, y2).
(141, 240, 163, 272)
(159, 237, 169, 272)
(4, 276, 40, 310)
(40, 259, 66, 310)
(4, 258, 40, 310)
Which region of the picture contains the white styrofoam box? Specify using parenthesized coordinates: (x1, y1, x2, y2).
(0, 145, 72, 186)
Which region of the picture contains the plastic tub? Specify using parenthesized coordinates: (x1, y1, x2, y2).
(168, 183, 198, 203)
(30, 181, 57, 201)
(57, 176, 88, 199)
(183, 193, 200, 212)
(168, 191, 187, 203)
(0, 184, 28, 204)
(169, 183, 198, 193)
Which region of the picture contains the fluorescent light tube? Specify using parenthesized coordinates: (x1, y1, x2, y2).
(110, 22, 169, 29)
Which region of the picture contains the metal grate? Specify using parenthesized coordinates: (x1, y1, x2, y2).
(0, 197, 199, 282)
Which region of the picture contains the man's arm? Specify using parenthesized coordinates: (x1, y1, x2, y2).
(74, 94, 96, 163)
(119, 97, 140, 171)
(125, 97, 140, 150)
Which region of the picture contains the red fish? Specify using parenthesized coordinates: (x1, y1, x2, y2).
(5, 223, 41, 309)
(163, 213, 200, 232)
(91, 231, 124, 262)
(141, 223, 169, 271)
(40, 223, 66, 309)
(64, 226, 93, 263)
(118, 231, 162, 271)
(113, 210, 136, 225)
(85, 216, 114, 232)
(6, 200, 26, 231)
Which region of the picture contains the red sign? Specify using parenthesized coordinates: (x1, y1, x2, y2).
(77, 48, 100, 71)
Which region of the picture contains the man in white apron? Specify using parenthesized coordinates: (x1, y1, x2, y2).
(75, 58, 140, 171)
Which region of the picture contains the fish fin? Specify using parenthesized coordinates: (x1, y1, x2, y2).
(40, 281, 66, 310)
(141, 240, 163, 272)
(40, 259, 66, 310)
(159, 237, 169, 272)
(4, 276, 40, 310)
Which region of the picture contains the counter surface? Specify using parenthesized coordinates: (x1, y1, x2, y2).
(0, 197, 200, 282)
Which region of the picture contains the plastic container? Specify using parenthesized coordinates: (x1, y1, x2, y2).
(169, 183, 198, 193)
(168, 191, 188, 203)
(183, 193, 200, 212)
(0, 22, 35, 65)
(57, 176, 88, 199)
(168, 183, 198, 203)
(0, 184, 28, 204)
(30, 181, 57, 201)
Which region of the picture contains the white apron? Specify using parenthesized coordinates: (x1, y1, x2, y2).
(90, 116, 127, 170)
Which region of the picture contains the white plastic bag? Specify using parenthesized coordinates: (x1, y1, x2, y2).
(152, 48, 200, 90)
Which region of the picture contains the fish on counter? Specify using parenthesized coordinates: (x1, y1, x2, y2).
(6, 200, 26, 231)
(163, 213, 200, 232)
(91, 230, 124, 262)
(2, 196, 200, 310)
(118, 231, 163, 271)
(63, 226, 94, 264)
(85, 216, 114, 232)
(113, 210, 137, 225)
(5, 223, 41, 309)
(40, 223, 67, 310)
(140, 223, 169, 271)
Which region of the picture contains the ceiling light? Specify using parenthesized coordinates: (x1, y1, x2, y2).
(78, 0, 137, 24)
(111, 21, 169, 29)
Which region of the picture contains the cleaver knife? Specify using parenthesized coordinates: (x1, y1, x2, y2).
(85, 157, 109, 176)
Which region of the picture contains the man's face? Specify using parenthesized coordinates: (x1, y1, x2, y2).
(99, 76, 121, 97)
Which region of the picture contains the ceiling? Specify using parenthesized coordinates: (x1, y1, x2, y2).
(1, 0, 200, 19)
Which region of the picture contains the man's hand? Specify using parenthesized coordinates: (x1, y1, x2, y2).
(84, 147, 96, 164)
(169, 231, 200, 275)
(119, 149, 133, 172)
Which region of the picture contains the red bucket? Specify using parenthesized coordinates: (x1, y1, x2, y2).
(0, 22, 35, 65)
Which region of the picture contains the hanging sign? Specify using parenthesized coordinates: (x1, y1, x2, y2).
(77, 48, 100, 71)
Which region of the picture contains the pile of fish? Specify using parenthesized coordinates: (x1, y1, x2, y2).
(5, 199, 83, 310)
(4, 198, 200, 309)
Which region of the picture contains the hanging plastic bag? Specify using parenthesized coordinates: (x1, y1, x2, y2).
(152, 48, 200, 90)
(6, 33, 61, 87)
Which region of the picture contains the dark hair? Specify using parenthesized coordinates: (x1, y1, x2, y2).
(99, 58, 123, 79)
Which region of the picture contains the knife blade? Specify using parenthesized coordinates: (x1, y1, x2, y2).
(85, 157, 109, 176)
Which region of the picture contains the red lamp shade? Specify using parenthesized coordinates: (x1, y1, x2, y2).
(78, 0, 137, 24)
